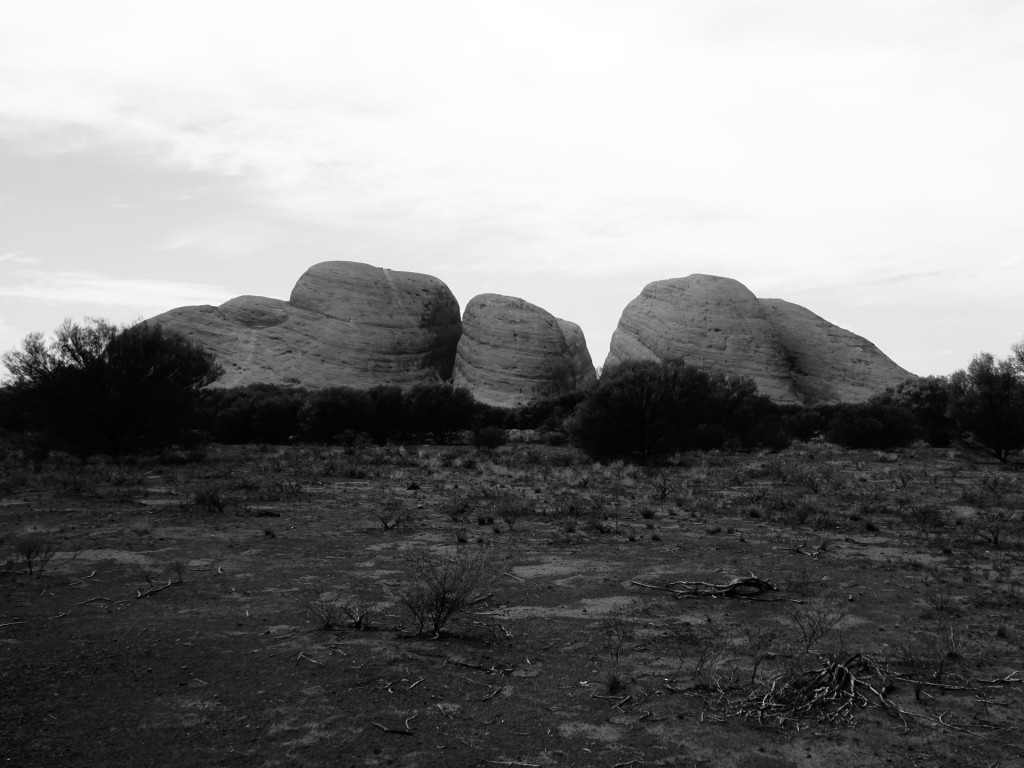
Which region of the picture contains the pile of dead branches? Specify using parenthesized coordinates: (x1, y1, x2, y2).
(734, 654, 894, 728)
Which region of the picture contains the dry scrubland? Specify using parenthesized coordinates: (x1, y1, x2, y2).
(2, 440, 1023, 768)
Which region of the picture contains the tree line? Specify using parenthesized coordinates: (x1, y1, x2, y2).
(1, 318, 1022, 463)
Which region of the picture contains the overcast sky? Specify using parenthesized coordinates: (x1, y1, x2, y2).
(2, 0, 1022, 379)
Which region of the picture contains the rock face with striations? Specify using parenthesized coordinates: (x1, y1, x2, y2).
(606, 274, 912, 405)
(453, 294, 596, 408)
(148, 261, 462, 389)
(759, 299, 913, 404)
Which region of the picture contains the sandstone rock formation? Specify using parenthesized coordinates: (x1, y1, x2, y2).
(606, 274, 912, 405)
(149, 261, 462, 389)
(453, 294, 596, 408)
(760, 299, 914, 404)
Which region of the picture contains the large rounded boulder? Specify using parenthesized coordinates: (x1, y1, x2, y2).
(148, 261, 462, 389)
(606, 274, 912, 405)
(453, 294, 596, 408)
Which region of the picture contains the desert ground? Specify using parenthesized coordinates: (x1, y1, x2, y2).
(2, 439, 1022, 767)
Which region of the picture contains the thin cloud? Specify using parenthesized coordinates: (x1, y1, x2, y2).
(160, 223, 282, 256)
(0, 2, 1022, 376)
(0, 270, 233, 309)
(0, 252, 41, 264)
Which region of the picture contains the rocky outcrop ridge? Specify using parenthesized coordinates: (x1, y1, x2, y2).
(606, 274, 912, 405)
(453, 294, 596, 408)
(149, 261, 462, 389)
(760, 299, 913, 404)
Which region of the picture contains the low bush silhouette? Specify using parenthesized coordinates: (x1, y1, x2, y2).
(825, 401, 919, 449)
(201, 384, 306, 444)
(570, 359, 784, 462)
(298, 387, 373, 443)
(949, 351, 1024, 462)
(2, 319, 220, 457)
(405, 383, 476, 443)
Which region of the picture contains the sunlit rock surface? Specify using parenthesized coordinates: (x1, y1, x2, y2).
(148, 261, 462, 389)
(453, 294, 596, 408)
(606, 274, 912, 405)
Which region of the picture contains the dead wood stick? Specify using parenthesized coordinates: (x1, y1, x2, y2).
(446, 658, 512, 674)
(297, 652, 323, 665)
(485, 762, 540, 768)
(481, 687, 501, 701)
(372, 721, 413, 735)
(70, 570, 98, 585)
(0, 620, 26, 629)
(978, 672, 1023, 685)
(613, 694, 633, 709)
(136, 580, 176, 598)
(74, 596, 111, 606)
(630, 580, 685, 595)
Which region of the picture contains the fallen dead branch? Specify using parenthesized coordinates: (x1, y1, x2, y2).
(136, 580, 178, 599)
(792, 542, 827, 558)
(0, 619, 26, 629)
(372, 714, 417, 735)
(632, 574, 780, 600)
(978, 671, 1023, 685)
(75, 596, 111, 607)
(481, 687, 501, 701)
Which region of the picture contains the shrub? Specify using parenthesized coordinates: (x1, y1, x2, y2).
(204, 384, 306, 444)
(472, 425, 507, 449)
(366, 385, 407, 444)
(309, 592, 374, 630)
(297, 387, 372, 443)
(570, 359, 783, 462)
(826, 402, 918, 449)
(405, 384, 476, 443)
(491, 490, 533, 532)
(882, 376, 957, 447)
(12, 534, 60, 576)
(191, 484, 228, 513)
(399, 547, 490, 635)
(2, 319, 221, 457)
(948, 352, 1024, 462)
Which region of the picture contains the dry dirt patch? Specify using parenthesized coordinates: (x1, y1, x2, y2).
(2, 442, 1022, 767)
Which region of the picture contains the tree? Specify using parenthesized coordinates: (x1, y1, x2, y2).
(825, 401, 919, 450)
(201, 384, 306, 444)
(405, 383, 476, 443)
(298, 387, 372, 443)
(881, 376, 956, 447)
(949, 352, 1024, 462)
(2, 319, 221, 456)
(569, 359, 771, 462)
